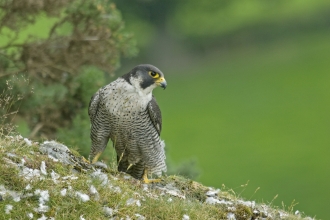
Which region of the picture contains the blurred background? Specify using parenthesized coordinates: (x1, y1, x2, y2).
(1, 0, 330, 219)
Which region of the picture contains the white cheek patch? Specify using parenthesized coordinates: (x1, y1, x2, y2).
(129, 75, 156, 97)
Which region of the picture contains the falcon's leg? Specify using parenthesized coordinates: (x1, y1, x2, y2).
(142, 168, 161, 184)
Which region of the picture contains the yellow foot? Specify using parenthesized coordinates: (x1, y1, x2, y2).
(82, 156, 90, 163)
(143, 177, 161, 184)
(142, 168, 161, 184)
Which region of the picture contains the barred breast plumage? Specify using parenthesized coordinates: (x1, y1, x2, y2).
(89, 64, 167, 182)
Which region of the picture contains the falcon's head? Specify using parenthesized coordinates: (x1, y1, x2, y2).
(122, 64, 167, 94)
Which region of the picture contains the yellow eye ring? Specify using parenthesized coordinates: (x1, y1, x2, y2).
(149, 71, 159, 78)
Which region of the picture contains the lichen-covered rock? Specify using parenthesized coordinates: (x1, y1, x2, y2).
(39, 141, 73, 165)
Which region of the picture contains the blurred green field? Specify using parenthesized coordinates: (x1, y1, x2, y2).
(155, 31, 330, 218)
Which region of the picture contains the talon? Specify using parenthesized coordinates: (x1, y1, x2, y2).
(91, 152, 102, 164)
(143, 168, 161, 184)
(82, 156, 90, 164)
(118, 152, 124, 164)
(127, 164, 133, 171)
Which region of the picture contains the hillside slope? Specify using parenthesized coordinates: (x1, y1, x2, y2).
(0, 135, 313, 220)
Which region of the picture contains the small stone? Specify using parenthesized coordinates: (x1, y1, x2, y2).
(94, 161, 108, 169)
(103, 207, 114, 217)
(5, 204, 13, 214)
(227, 212, 236, 220)
(205, 197, 232, 205)
(228, 206, 236, 212)
(238, 199, 255, 208)
(51, 170, 60, 184)
(6, 152, 17, 158)
(91, 169, 109, 186)
(25, 184, 32, 190)
(279, 211, 288, 218)
(34, 203, 49, 213)
(113, 186, 121, 193)
(206, 188, 220, 197)
(75, 191, 90, 202)
(60, 188, 67, 196)
(135, 213, 146, 220)
(35, 189, 49, 204)
(142, 184, 148, 191)
(24, 138, 32, 146)
(37, 214, 47, 220)
(90, 185, 98, 194)
(126, 198, 141, 207)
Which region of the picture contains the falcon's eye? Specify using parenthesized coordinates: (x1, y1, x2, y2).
(148, 71, 159, 78)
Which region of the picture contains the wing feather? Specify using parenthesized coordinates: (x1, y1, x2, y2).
(88, 91, 100, 122)
(147, 95, 162, 135)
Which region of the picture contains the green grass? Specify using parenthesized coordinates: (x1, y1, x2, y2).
(154, 31, 330, 219)
(0, 136, 307, 219)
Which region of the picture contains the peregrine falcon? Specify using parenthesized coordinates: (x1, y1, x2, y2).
(88, 64, 167, 183)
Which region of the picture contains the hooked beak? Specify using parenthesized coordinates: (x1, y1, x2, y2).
(156, 77, 167, 89)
